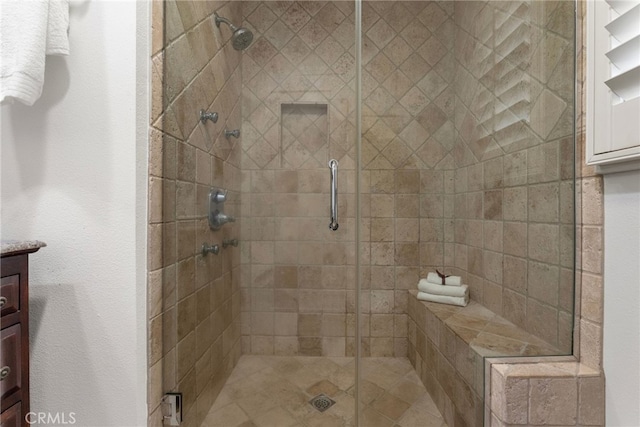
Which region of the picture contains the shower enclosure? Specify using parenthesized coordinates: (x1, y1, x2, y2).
(149, 0, 576, 425)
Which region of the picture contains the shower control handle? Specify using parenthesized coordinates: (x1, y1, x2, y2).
(211, 212, 235, 228)
(225, 129, 240, 139)
(202, 243, 220, 256)
(212, 189, 227, 203)
(222, 238, 239, 248)
(200, 110, 218, 123)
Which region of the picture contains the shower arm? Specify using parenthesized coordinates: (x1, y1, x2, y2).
(214, 13, 237, 31)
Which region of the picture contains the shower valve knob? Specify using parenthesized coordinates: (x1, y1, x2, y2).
(223, 238, 239, 248)
(212, 189, 227, 203)
(202, 243, 220, 256)
(225, 129, 240, 139)
(213, 212, 235, 226)
(200, 110, 219, 124)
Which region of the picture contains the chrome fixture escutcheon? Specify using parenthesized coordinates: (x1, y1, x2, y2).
(209, 188, 235, 230)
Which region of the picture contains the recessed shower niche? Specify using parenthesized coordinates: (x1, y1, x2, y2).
(280, 103, 329, 169)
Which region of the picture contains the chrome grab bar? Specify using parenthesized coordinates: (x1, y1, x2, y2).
(328, 159, 339, 231)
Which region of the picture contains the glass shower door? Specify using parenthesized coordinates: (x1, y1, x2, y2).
(229, 1, 362, 425)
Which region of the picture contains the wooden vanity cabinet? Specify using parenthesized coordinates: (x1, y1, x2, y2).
(1, 246, 41, 427)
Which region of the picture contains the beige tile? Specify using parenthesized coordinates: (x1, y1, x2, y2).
(528, 183, 559, 223)
(578, 376, 605, 425)
(361, 406, 394, 427)
(529, 378, 577, 425)
(483, 221, 503, 252)
(580, 273, 603, 323)
(579, 318, 603, 370)
(299, 337, 322, 356)
(581, 177, 603, 225)
(176, 332, 196, 381)
(528, 261, 559, 306)
(502, 376, 529, 424)
(274, 312, 297, 336)
(528, 223, 559, 264)
(389, 379, 426, 405)
(253, 406, 298, 427)
(307, 377, 340, 396)
(582, 226, 603, 274)
(298, 314, 321, 336)
(503, 187, 527, 221)
(484, 190, 503, 220)
(526, 298, 559, 347)
(203, 403, 250, 427)
(177, 294, 196, 341)
(372, 392, 411, 421)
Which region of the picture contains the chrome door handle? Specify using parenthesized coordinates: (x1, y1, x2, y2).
(328, 159, 339, 231)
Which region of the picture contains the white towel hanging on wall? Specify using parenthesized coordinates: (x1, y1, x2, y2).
(0, 0, 70, 106)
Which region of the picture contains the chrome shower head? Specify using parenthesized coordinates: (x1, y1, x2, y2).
(214, 12, 254, 51)
(231, 27, 253, 51)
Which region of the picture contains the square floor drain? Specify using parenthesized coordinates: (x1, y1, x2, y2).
(309, 394, 336, 412)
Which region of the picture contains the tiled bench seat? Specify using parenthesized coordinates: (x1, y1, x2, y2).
(407, 290, 561, 427)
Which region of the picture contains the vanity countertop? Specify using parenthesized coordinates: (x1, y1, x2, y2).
(1, 239, 47, 256)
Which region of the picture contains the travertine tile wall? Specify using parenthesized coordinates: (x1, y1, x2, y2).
(148, 1, 243, 425)
(447, 0, 576, 352)
(239, 0, 457, 357)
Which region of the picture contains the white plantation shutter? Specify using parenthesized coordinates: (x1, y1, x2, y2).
(605, 1, 640, 100)
(587, 0, 640, 168)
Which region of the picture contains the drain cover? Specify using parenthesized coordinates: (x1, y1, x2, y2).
(309, 394, 336, 412)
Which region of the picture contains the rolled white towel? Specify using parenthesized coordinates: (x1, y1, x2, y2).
(417, 291, 469, 307)
(418, 279, 468, 298)
(426, 272, 462, 286)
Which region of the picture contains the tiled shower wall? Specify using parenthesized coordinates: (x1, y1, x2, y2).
(239, 0, 575, 356)
(447, 0, 575, 352)
(148, 1, 243, 425)
(239, 0, 458, 357)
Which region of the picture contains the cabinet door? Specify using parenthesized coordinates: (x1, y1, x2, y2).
(0, 403, 21, 427)
(0, 324, 21, 412)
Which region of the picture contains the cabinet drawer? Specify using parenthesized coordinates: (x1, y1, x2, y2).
(0, 324, 22, 411)
(0, 275, 20, 318)
(0, 402, 21, 427)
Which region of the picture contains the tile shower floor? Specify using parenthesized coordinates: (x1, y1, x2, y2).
(203, 355, 447, 427)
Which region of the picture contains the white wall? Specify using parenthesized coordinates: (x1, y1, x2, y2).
(603, 169, 640, 426)
(0, 1, 148, 425)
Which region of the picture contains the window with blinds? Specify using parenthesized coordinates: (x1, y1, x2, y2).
(587, 0, 640, 168)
